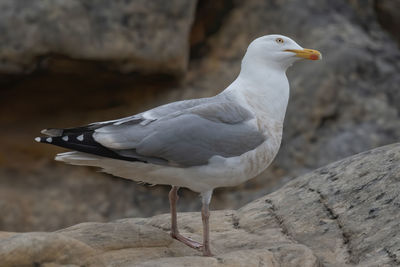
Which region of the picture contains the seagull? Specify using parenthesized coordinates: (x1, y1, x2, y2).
(35, 34, 321, 256)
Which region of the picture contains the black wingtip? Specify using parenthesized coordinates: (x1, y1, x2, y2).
(35, 133, 145, 163)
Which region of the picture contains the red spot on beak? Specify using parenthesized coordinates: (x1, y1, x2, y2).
(310, 54, 319, 60)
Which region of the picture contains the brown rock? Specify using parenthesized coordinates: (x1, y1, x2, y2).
(375, 0, 400, 44)
(0, 232, 96, 266)
(1, 143, 400, 266)
(0, 211, 319, 267)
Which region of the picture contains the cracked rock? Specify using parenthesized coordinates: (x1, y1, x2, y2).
(1, 143, 400, 266)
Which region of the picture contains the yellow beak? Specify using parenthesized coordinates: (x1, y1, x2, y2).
(285, 48, 322, 60)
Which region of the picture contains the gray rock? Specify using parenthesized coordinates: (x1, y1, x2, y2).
(1, 143, 399, 266)
(265, 143, 400, 266)
(374, 0, 400, 44)
(1, 0, 400, 232)
(0, 0, 197, 75)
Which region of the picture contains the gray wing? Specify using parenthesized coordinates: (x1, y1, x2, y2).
(94, 101, 266, 167)
(81, 97, 214, 127)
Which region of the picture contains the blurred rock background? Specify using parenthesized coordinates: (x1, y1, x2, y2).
(0, 0, 399, 232)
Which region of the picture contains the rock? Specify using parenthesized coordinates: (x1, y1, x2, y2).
(1, 0, 400, 232)
(0, 213, 319, 266)
(0, 0, 197, 75)
(1, 143, 399, 266)
(0, 165, 178, 232)
(265, 143, 400, 266)
(374, 0, 400, 44)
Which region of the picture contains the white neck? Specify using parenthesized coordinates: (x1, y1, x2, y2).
(223, 56, 290, 124)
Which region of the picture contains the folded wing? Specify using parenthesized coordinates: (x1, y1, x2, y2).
(94, 102, 266, 167)
(37, 100, 266, 167)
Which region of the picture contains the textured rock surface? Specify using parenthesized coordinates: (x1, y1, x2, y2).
(1, 143, 400, 266)
(267, 143, 400, 266)
(0, 0, 197, 74)
(375, 0, 400, 44)
(1, 0, 400, 232)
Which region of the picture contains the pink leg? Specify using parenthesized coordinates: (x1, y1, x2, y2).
(201, 190, 213, 256)
(169, 186, 202, 249)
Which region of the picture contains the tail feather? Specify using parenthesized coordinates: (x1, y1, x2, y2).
(55, 151, 157, 185)
(55, 151, 101, 165)
(41, 128, 64, 137)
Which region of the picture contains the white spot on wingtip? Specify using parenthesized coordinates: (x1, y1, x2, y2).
(77, 135, 84, 141)
(46, 137, 52, 143)
(62, 136, 69, 141)
(35, 137, 41, 142)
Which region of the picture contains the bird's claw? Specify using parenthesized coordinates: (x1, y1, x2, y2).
(171, 232, 203, 249)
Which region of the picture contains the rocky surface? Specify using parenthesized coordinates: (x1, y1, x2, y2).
(1, 0, 400, 231)
(1, 143, 400, 266)
(0, 0, 197, 74)
(375, 0, 400, 44)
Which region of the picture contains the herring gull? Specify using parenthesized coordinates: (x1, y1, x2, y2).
(35, 34, 321, 256)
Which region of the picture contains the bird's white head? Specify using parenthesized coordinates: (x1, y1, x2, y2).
(231, 35, 322, 123)
(242, 34, 322, 71)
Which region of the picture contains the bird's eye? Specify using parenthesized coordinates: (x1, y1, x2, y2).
(276, 38, 284, 44)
